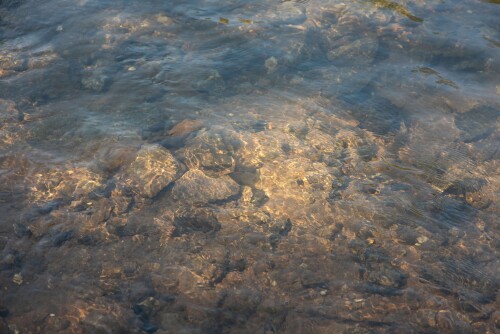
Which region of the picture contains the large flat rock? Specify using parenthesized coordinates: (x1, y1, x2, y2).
(171, 169, 240, 204)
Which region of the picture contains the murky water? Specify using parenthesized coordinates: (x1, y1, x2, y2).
(1, 0, 499, 332)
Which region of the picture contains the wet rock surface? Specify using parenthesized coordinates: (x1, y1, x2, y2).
(119, 144, 184, 198)
(178, 127, 242, 177)
(170, 169, 240, 204)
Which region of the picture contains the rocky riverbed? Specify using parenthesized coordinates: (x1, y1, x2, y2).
(0, 0, 499, 333)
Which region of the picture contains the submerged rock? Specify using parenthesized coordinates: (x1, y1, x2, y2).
(51, 229, 75, 247)
(28, 167, 104, 203)
(81, 66, 109, 92)
(172, 208, 221, 236)
(121, 144, 184, 198)
(168, 119, 204, 137)
(170, 169, 240, 204)
(327, 37, 379, 67)
(158, 119, 205, 149)
(265, 57, 278, 74)
(257, 157, 333, 211)
(178, 127, 242, 176)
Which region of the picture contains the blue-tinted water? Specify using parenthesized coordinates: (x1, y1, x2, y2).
(0, 0, 499, 332)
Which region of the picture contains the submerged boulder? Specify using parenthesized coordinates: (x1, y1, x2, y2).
(178, 127, 243, 177)
(122, 144, 184, 198)
(170, 169, 240, 204)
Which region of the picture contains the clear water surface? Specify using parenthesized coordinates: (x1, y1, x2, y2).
(0, 0, 499, 332)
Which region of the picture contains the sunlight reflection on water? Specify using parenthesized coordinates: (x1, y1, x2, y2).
(0, 0, 499, 332)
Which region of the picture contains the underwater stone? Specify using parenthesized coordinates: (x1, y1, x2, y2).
(179, 127, 242, 177)
(81, 67, 108, 92)
(170, 169, 240, 204)
(168, 119, 204, 137)
(172, 208, 221, 236)
(52, 229, 75, 247)
(158, 119, 205, 149)
(122, 144, 184, 198)
(265, 57, 278, 74)
(327, 37, 378, 67)
(257, 157, 333, 211)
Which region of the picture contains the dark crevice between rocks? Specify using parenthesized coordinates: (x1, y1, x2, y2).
(0, 306, 9, 318)
(13, 222, 32, 238)
(88, 181, 116, 200)
(146, 179, 179, 203)
(0, 249, 22, 271)
(250, 188, 269, 207)
(35, 198, 65, 215)
(302, 281, 329, 290)
(269, 219, 293, 251)
(210, 255, 247, 287)
(106, 214, 164, 239)
(52, 229, 75, 247)
(329, 222, 344, 242)
(15, 199, 67, 237)
(77, 233, 101, 246)
(132, 297, 163, 334)
(159, 134, 192, 150)
(349, 240, 392, 263)
(172, 209, 221, 237)
(358, 283, 404, 296)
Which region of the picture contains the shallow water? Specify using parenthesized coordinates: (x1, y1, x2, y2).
(0, 0, 499, 333)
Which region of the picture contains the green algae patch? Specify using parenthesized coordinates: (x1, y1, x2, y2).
(412, 67, 439, 75)
(370, 0, 423, 22)
(238, 18, 253, 24)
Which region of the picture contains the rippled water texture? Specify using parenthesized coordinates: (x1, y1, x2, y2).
(1, 0, 499, 332)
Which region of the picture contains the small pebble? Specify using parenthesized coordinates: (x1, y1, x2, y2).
(12, 273, 23, 285)
(265, 56, 278, 74)
(416, 236, 429, 244)
(320, 290, 328, 296)
(128, 66, 136, 71)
